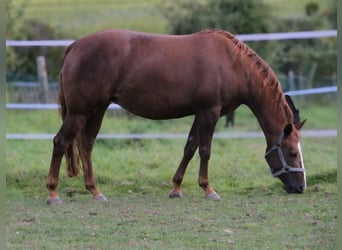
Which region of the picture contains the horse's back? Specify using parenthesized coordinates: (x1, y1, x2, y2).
(61, 29, 231, 118)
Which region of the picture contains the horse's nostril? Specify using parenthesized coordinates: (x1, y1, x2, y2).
(284, 184, 305, 193)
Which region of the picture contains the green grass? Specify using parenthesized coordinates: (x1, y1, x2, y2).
(264, 0, 331, 18)
(6, 136, 336, 195)
(7, 1, 337, 248)
(6, 136, 336, 249)
(6, 100, 336, 248)
(6, 104, 337, 249)
(17, 0, 332, 39)
(20, 0, 167, 37)
(6, 190, 336, 249)
(6, 102, 337, 134)
(5, 98, 337, 249)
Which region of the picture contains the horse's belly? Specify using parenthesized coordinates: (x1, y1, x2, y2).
(115, 97, 193, 120)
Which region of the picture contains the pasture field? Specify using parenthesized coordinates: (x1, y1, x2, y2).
(6, 101, 337, 134)
(7, 1, 337, 248)
(6, 138, 337, 249)
(6, 101, 337, 249)
(20, 0, 167, 37)
(18, 0, 331, 38)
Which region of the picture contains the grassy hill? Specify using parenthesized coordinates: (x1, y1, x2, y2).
(20, 0, 167, 38)
(18, 0, 331, 38)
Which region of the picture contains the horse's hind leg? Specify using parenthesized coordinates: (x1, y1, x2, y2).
(169, 118, 199, 198)
(197, 110, 221, 201)
(78, 107, 108, 201)
(46, 114, 88, 204)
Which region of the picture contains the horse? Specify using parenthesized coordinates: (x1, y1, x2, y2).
(225, 112, 235, 128)
(46, 28, 307, 204)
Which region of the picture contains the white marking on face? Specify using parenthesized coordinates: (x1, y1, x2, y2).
(298, 142, 306, 188)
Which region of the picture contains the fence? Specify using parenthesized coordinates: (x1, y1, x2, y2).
(5, 86, 338, 110)
(6, 30, 337, 104)
(6, 30, 337, 46)
(6, 30, 337, 139)
(6, 86, 337, 140)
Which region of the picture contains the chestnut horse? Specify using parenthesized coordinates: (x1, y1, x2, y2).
(46, 29, 306, 204)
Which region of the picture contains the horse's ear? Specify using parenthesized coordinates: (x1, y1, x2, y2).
(285, 95, 300, 124)
(284, 124, 293, 137)
(295, 119, 307, 130)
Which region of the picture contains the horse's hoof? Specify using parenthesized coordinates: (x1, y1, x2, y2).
(46, 196, 63, 205)
(169, 191, 182, 198)
(93, 194, 108, 202)
(206, 192, 221, 201)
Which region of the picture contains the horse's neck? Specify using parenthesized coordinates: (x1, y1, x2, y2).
(245, 79, 290, 148)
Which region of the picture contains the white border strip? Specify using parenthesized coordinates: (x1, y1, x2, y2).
(6, 30, 337, 47)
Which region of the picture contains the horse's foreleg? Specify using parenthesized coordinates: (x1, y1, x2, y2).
(169, 118, 199, 198)
(79, 107, 108, 202)
(46, 115, 88, 204)
(197, 111, 221, 201)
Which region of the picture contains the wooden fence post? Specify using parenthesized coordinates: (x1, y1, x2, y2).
(36, 56, 49, 103)
(332, 72, 336, 85)
(307, 62, 317, 89)
(288, 70, 295, 91)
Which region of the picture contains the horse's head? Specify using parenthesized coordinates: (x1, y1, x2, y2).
(265, 95, 307, 193)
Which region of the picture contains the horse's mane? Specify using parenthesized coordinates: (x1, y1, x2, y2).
(199, 28, 293, 124)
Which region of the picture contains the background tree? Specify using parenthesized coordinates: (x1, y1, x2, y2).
(162, 0, 275, 62)
(6, 0, 64, 81)
(272, 1, 336, 88)
(162, 0, 336, 89)
(6, 0, 29, 75)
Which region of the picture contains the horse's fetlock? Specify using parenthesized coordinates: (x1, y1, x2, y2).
(198, 181, 209, 189)
(85, 184, 98, 194)
(173, 176, 183, 186)
(46, 183, 57, 191)
(199, 147, 211, 161)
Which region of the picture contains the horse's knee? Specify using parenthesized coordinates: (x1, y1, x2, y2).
(53, 135, 67, 155)
(199, 147, 210, 161)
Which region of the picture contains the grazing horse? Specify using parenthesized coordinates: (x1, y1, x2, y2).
(46, 28, 306, 204)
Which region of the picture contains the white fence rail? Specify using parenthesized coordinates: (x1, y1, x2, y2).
(6, 86, 337, 110)
(284, 86, 337, 96)
(6, 87, 337, 140)
(5, 130, 337, 140)
(6, 103, 122, 110)
(6, 30, 337, 47)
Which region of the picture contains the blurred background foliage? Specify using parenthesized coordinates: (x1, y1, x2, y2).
(6, 0, 336, 88)
(162, 0, 336, 87)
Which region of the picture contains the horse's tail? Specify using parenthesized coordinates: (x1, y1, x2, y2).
(59, 43, 82, 177)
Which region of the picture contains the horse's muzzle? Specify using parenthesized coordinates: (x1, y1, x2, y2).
(284, 184, 305, 193)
